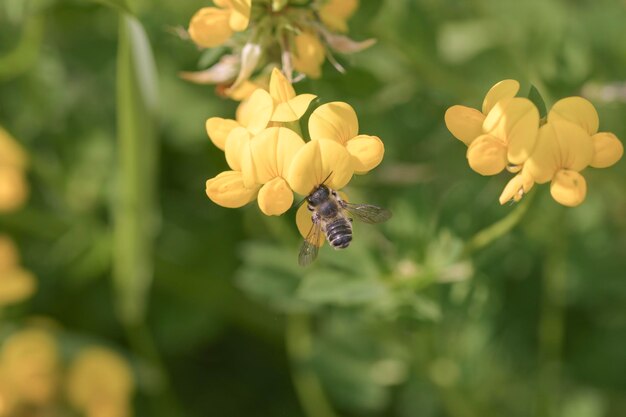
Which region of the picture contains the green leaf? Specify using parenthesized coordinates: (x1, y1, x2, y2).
(528, 84, 547, 119)
(113, 13, 159, 325)
(298, 269, 387, 306)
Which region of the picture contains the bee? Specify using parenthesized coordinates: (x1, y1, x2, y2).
(299, 182, 392, 266)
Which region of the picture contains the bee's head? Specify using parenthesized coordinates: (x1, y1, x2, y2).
(307, 184, 330, 206)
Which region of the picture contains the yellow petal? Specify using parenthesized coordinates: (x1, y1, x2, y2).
(292, 31, 326, 79)
(526, 120, 593, 184)
(271, 94, 317, 122)
(444, 105, 485, 146)
(269, 68, 296, 102)
(548, 96, 599, 135)
(0, 166, 28, 212)
(242, 127, 305, 186)
(235, 89, 274, 134)
(224, 127, 252, 171)
(257, 177, 294, 216)
(482, 79, 520, 115)
(287, 139, 354, 195)
(296, 203, 325, 246)
(206, 117, 239, 151)
(483, 97, 539, 165)
(345, 135, 384, 174)
(228, 0, 251, 31)
(499, 170, 534, 205)
(309, 101, 358, 144)
(550, 169, 587, 207)
(590, 132, 623, 168)
(205, 171, 259, 208)
(466, 134, 507, 176)
(319, 0, 359, 33)
(0, 267, 36, 306)
(188, 7, 233, 48)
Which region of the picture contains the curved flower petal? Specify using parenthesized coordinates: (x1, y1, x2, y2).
(287, 139, 354, 195)
(346, 135, 384, 174)
(550, 169, 587, 207)
(271, 94, 317, 122)
(242, 127, 305, 186)
(225, 127, 252, 171)
(296, 203, 325, 246)
(444, 105, 485, 146)
(309, 101, 358, 144)
(526, 120, 593, 183)
(206, 117, 239, 151)
(482, 79, 520, 115)
(466, 134, 507, 176)
(228, 0, 251, 31)
(188, 7, 233, 48)
(269, 68, 296, 102)
(292, 31, 326, 79)
(205, 171, 259, 208)
(590, 132, 623, 168)
(548, 96, 599, 135)
(319, 0, 358, 33)
(257, 177, 294, 216)
(236, 89, 274, 134)
(499, 170, 534, 205)
(483, 97, 539, 165)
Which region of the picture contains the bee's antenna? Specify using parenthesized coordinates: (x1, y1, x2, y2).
(321, 171, 333, 186)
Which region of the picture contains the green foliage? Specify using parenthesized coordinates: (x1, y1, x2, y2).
(1, 0, 626, 417)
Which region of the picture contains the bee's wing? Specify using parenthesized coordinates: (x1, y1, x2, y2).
(340, 202, 392, 224)
(298, 221, 323, 267)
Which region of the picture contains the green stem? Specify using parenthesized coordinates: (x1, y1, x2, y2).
(535, 230, 567, 417)
(286, 313, 339, 417)
(464, 191, 535, 255)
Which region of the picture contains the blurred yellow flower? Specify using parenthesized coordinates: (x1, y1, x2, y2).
(0, 127, 29, 212)
(319, 0, 359, 33)
(67, 347, 134, 417)
(0, 235, 36, 306)
(524, 97, 623, 207)
(0, 328, 59, 409)
(445, 80, 540, 175)
(308, 102, 384, 174)
(292, 30, 326, 79)
(499, 167, 534, 205)
(188, 0, 252, 48)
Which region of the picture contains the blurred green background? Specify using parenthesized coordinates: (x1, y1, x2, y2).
(1, 0, 626, 416)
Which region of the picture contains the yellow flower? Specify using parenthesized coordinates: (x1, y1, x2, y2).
(445, 80, 540, 175)
(0, 236, 35, 306)
(188, 0, 252, 48)
(0, 235, 18, 271)
(288, 139, 354, 246)
(225, 73, 270, 101)
(308, 102, 384, 174)
(67, 347, 134, 417)
(292, 30, 326, 79)
(0, 127, 28, 169)
(240, 127, 306, 215)
(267, 68, 317, 122)
(524, 97, 623, 207)
(0, 166, 29, 212)
(319, 0, 359, 33)
(205, 170, 260, 208)
(0, 328, 59, 407)
(499, 167, 534, 205)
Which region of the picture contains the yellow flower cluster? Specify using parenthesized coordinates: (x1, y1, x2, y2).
(0, 328, 134, 417)
(0, 235, 36, 306)
(445, 80, 623, 207)
(184, 0, 371, 97)
(0, 127, 29, 212)
(205, 68, 384, 236)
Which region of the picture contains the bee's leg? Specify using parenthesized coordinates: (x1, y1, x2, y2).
(312, 212, 321, 224)
(348, 217, 353, 223)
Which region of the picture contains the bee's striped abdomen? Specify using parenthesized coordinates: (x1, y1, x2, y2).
(325, 218, 352, 249)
